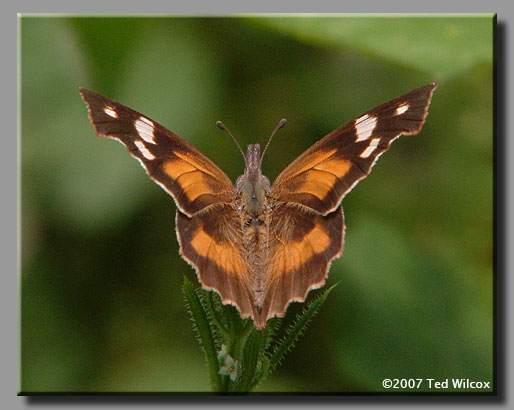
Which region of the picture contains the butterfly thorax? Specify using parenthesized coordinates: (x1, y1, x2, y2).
(236, 144, 271, 217)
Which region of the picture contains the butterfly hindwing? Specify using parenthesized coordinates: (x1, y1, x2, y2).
(258, 205, 344, 327)
(271, 83, 437, 215)
(177, 202, 345, 329)
(175, 205, 259, 320)
(79, 88, 235, 216)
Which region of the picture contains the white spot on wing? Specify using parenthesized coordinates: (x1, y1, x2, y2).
(395, 102, 409, 115)
(356, 114, 369, 123)
(103, 106, 118, 118)
(355, 115, 377, 142)
(135, 116, 156, 144)
(360, 138, 381, 158)
(329, 135, 400, 212)
(134, 140, 155, 160)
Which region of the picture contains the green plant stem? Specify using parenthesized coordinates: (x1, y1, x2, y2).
(184, 276, 338, 393)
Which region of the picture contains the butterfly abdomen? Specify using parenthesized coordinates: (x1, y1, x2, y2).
(238, 204, 273, 308)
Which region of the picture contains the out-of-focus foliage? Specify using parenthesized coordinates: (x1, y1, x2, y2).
(252, 16, 493, 79)
(20, 15, 493, 393)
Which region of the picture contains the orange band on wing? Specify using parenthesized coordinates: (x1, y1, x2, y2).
(271, 223, 331, 275)
(163, 158, 198, 179)
(294, 157, 351, 201)
(313, 156, 352, 178)
(190, 228, 245, 275)
(163, 159, 216, 203)
(285, 148, 338, 179)
(173, 150, 220, 180)
(297, 172, 338, 201)
(177, 173, 211, 203)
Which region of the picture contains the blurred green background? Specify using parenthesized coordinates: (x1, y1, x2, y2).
(20, 15, 493, 393)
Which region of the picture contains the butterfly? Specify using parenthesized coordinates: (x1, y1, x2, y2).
(80, 83, 437, 329)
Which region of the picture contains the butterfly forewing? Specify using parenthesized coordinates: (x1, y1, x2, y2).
(271, 83, 437, 215)
(79, 88, 235, 216)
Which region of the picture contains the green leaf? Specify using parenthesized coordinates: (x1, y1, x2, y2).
(205, 291, 230, 342)
(266, 283, 339, 374)
(250, 16, 493, 79)
(232, 330, 262, 392)
(182, 277, 222, 392)
(260, 318, 281, 358)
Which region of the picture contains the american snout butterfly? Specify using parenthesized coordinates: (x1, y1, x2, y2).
(80, 83, 437, 329)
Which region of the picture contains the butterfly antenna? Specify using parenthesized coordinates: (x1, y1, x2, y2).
(260, 119, 287, 165)
(216, 121, 246, 164)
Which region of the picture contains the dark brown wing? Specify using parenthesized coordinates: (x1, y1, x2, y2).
(79, 88, 235, 216)
(175, 206, 259, 321)
(271, 84, 437, 215)
(257, 205, 344, 328)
